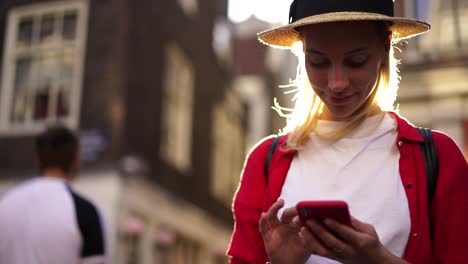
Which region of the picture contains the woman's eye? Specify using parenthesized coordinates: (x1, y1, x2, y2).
(308, 57, 329, 67)
(346, 55, 368, 68)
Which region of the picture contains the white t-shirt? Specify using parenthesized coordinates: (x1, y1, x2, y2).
(0, 177, 106, 264)
(278, 113, 411, 264)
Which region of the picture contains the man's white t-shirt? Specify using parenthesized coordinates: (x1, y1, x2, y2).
(0, 177, 106, 264)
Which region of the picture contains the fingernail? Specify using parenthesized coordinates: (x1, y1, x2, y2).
(324, 219, 332, 225)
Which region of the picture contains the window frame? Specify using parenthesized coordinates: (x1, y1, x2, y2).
(0, 0, 89, 136)
(210, 93, 245, 206)
(177, 0, 199, 17)
(159, 43, 195, 173)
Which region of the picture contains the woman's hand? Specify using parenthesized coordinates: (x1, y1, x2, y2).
(299, 216, 409, 264)
(259, 199, 310, 264)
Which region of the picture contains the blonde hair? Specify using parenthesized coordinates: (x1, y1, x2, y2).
(274, 23, 400, 149)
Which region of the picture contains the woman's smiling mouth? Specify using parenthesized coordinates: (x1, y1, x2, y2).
(328, 94, 355, 105)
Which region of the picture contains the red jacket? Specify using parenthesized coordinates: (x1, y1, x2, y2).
(228, 112, 468, 264)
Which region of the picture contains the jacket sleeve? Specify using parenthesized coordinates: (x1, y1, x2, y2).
(430, 132, 468, 264)
(227, 137, 274, 264)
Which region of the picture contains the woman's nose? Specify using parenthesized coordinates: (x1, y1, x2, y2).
(328, 65, 350, 92)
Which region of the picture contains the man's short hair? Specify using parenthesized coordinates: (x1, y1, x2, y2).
(35, 125, 79, 173)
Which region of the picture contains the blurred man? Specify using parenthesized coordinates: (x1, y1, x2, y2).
(0, 125, 106, 264)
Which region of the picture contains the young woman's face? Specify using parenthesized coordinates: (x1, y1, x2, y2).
(302, 21, 388, 121)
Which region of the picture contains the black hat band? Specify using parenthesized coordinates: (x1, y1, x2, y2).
(289, 0, 395, 23)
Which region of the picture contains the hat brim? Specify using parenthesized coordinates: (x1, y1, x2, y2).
(257, 12, 431, 49)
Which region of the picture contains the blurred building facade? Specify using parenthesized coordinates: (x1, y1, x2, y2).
(0, 0, 251, 263)
(230, 16, 297, 150)
(395, 0, 468, 157)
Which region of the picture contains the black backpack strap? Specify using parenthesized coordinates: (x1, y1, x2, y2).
(417, 127, 439, 241)
(417, 128, 439, 207)
(264, 135, 284, 184)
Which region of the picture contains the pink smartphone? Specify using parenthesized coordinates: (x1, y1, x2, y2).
(296, 200, 352, 227)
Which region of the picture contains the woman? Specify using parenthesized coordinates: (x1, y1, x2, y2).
(227, 1, 468, 264)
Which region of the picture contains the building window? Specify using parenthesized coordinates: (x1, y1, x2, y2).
(402, 0, 432, 47)
(413, 0, 432, 21)
(212, 18, 233, 66)
(0, 0, 88, 134)
(160, 43, 194, 173)
(211, 89, 244, 206)
(177, 0, 199, 17)
(437, 0, 467, 48)
(415, 0, 468, 52)
(455, 0, 468, 45)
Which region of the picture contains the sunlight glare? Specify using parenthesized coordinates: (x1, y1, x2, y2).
(228, 0, 291, 24)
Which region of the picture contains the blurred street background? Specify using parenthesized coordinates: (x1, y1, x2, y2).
(0, 0, 466, 263)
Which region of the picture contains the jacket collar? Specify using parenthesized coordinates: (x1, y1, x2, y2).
(388, 111, 425, 143)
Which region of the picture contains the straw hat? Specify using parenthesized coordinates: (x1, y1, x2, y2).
(258, 0, 431, 49)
